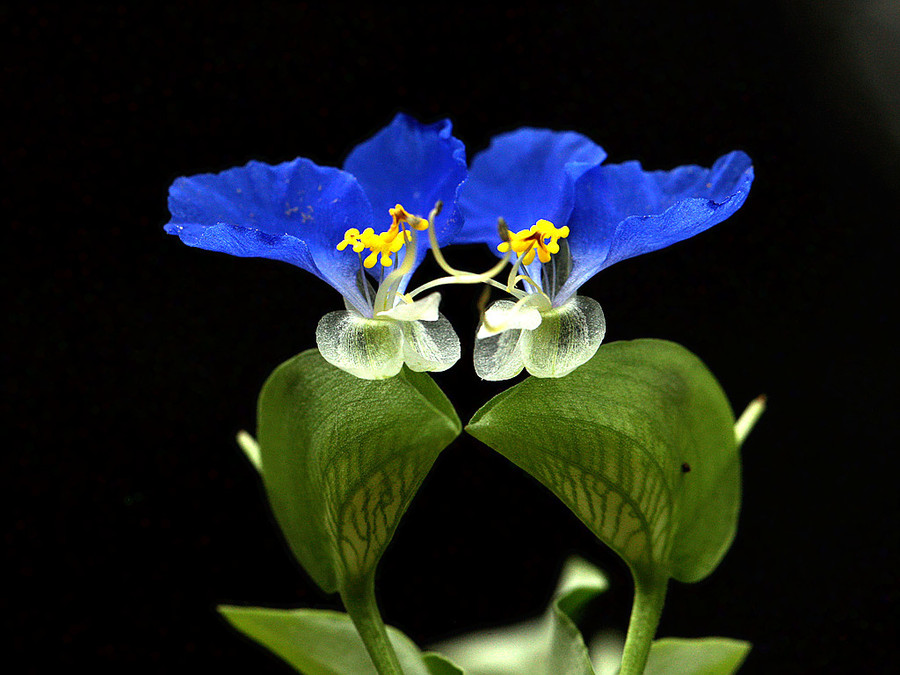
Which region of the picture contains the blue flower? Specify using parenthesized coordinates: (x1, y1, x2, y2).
(457, 128, 754, 380)
(165, 113, 467, 379)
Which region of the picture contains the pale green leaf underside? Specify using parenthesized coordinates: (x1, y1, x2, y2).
(219, 606, 462, 675)
(589, 636, 750, 675)
(432, 556, 607, 675)
(644, 637, 751, 674)
(467, 339, 740, 583)
(257, 349, 461, 593)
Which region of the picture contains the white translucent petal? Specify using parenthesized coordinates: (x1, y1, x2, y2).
(315, 310, 404, 380)
(520, 295, 606, 378)
(474, 303, 526, 381)
(400, 313, 461, 373)
(377, 291, 442, 322)
(476, 296, 547, 338)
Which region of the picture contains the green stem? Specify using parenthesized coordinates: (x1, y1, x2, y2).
(619, 573, 668, 675)
(341, 578, 404, 675)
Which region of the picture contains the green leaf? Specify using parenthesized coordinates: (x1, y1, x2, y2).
(422, 654, 467, 675)
(588, 636, 750, 674)
(467, 339, 741, 584)
(256, 349, 461, 594)
(219, 606, 462, 675)
(432, 556, 607, 675)
(644, 638, 751, 675)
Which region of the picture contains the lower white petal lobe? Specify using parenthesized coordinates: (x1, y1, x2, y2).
(474, 300, 528, 381)
(400, 313, 460, 373)
(520, 295, 606, 378)
(316, 310, 405, 380)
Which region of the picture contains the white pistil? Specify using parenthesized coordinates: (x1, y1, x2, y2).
(357, 251, 374, 309)
(405, 204, 520, 301)
(505, 245, 548, 301)
(373, 223, 417, 314)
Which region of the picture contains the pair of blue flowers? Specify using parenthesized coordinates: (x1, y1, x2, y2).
(166, 114, 753, 381)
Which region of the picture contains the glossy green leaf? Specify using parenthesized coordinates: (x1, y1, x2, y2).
(219, 606, 462, 675)
(256, 349, 461, 594)
(467, 339, 741, 584)
(644, 637, 751, 674)
(432, 556, 607, 675)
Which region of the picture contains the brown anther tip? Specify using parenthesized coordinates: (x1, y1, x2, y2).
(497, 217, 510, 242)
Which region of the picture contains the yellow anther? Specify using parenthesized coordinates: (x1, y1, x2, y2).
(390, 203, 429, 232)
(338, 203, 423, 268)
(336, 227, 367, 253)
(497, 219, 570, 266)
(362, 228, 411, 268)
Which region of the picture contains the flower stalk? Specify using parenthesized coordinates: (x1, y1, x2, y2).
(341, 577, 404, 675)
(619, 573, 668, 675)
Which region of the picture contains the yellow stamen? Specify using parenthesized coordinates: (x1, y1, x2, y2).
(337, 203, 423, 269)
(389, 203, 429, 232)
(362, 228, 411, 268)
(497, 219, 570, 266)
(337, 228, 366, 253)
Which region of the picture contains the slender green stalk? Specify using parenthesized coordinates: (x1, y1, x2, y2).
(341, 577, 404, 675)
(619, 573, 668, 675)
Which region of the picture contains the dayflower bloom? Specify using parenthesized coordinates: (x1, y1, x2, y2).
(165, 114, 467, 379)
(456, 128, 754, 380)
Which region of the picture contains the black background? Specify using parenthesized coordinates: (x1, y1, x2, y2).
(5, 2, 898, 673)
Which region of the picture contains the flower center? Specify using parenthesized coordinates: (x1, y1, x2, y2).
(497, 219, 570, 266)
(337, 203, 429, 268)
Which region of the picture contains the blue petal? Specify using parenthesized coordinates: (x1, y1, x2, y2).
(557, 150, 754, 303)
(165, 157, 376, 313)
(343, 113, 468, 286)
(456, 128, 607, 246)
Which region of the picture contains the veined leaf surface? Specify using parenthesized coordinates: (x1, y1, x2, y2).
(256, 349, 460, 593)
(467, 339, 741, 583)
